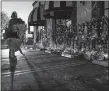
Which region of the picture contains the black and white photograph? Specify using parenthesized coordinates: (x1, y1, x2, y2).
(1, 0, 109, 91)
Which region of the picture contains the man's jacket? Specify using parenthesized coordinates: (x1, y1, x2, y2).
(5, 18, 27, 39)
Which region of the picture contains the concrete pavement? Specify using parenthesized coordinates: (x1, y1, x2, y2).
(1, 49, 39, 91)
(1, 49, 108, 91)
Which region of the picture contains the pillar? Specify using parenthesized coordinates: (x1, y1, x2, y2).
(33, 26, 37, 46)
(49, 18, 53, 49)
(51, 18, 56, 49)
(46, 18, 54, 49)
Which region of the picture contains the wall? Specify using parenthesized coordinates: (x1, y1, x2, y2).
(77, 1, 92, 24)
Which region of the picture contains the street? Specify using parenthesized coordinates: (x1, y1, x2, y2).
(1, 49, 108, 91)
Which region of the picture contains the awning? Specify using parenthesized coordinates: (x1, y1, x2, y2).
(28, 7, 45, 26)
(44, 1, 76, 19)
(28, 4, 46, 34)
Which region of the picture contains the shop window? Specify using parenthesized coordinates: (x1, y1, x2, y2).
(38, 26, 45, 33)
(30, 26, 34, 32)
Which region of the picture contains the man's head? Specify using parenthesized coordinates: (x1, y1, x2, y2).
(11, 11, 17, 18)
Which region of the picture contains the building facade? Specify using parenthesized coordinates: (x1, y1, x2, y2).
(28, 1, 109, 55)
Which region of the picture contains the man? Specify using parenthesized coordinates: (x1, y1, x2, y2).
(5, 11, 27, 67)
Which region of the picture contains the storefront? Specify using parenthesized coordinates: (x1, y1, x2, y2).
(76, 1, 109, 61)
(28, 1, 46, 48)
(28, 1, 108, 62)
(44, 1, 77, 52)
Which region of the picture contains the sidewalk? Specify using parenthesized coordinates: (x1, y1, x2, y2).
(24, 49, 108, 91)
(1, 49, 10, 71)
(1, 49, 108, 91)
(1, 49, 27, 71)
(1, 49, 40, 91)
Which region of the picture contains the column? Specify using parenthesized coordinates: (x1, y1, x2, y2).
(33, 26, 37, 47)
(49, 18, 53, 49)
(46, 18, 56, 50)
(52, 18, 56, 49)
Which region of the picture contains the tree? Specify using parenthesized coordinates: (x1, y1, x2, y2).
(0, 11, 9, 32)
